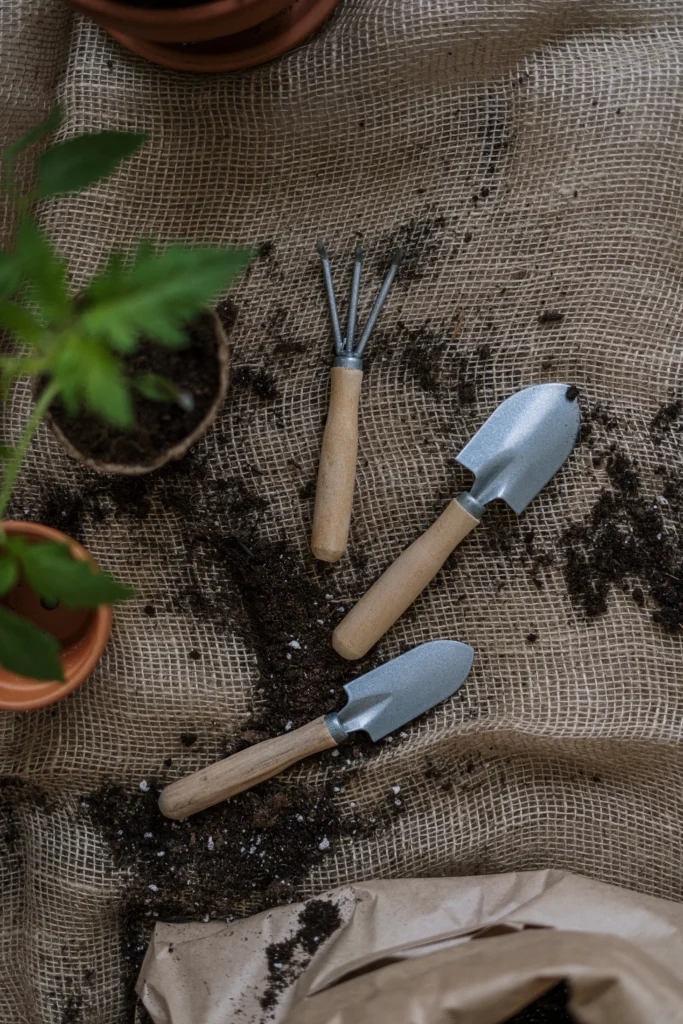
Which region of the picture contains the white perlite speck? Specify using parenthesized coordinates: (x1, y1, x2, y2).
(139, 780, 149, 792)
(288, 640, 301, 650)
(392, 785, 401, 794)
(148, 884, 158, 891)
(207, 836, 214, 850)
(318, 837, 330, 850)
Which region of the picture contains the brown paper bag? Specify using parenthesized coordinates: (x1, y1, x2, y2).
(137, 870, 683, 1023)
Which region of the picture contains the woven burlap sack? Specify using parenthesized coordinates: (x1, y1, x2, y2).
(1, 1, 683, 1022)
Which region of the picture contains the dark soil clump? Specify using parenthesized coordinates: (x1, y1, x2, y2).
(563, 451, 683, 631)
(537, 310, 565, 325)
(650, 398, 683, 444)
(49, 313, 221, 468)
(261, 898, 342, 1012)
(504, 981, 574, 1022)
(374, 212, 447, 283)
(232, 365, 279, 401)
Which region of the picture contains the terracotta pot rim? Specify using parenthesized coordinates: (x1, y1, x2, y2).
(47, 310, 230, 476)
(72, 0, 287, 28)
(0, 522, 113, 711)
(107, 0, 340, 71)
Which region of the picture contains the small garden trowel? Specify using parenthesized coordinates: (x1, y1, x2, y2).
(158, 640, 474, 820)
(333, 383, 581, 660)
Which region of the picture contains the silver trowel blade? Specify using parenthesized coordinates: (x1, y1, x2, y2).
(456, 383, 580, 514)
(337, 640, 474, 742)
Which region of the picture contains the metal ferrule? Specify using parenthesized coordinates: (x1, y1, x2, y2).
(324, 711, 349, 745)
(333, 354, 363, 371)
(456, 491, 486, 519)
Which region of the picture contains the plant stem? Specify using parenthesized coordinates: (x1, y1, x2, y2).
(0, 378, 60, 524)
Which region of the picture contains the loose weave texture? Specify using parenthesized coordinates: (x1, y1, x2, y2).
(2, 0, 683, 1021)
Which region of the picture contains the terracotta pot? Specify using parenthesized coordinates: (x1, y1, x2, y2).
(47, 310, 230, 476)
(0, 522, 113, 712)
(68, 0, 342, 73)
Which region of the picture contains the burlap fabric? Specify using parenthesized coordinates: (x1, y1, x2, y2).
(2, 1, 683, 1021)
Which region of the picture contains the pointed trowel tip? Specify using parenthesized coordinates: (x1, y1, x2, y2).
(354, 242, 363, 261)
(390, 247, 404, 266)
(316, 239, 328, 259)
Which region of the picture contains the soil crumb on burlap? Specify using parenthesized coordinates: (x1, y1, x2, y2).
(563, 448, 683, 631)
(260, 898, 342, 1014)
(503, 981, 574, 1023)
(48, 312, 221, 468)
(373, 212, 447, 283)
(650, 397, 683, 444)
(231, 365, 279, 401)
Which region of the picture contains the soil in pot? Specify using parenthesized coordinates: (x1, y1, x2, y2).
(49, 312, 224, 472)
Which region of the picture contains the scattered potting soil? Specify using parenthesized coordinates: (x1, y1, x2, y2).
(232, 365, 279, 402)
(563, 449, 683, 631)
(650, 397, 683, 444)
(537, 310, 565, 325)
(59, 994, 82, 1024)
(374, 318, 492, 407)
(261, 898, 342, 1013)
(503, 982, 574, 1023)
(373, 212, 448, 283)
(176, 538, 381, 734)
(84, 777, 368, 1017)
(48, 313, 222, 468)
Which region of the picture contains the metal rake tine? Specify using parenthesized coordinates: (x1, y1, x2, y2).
(316, 239, 344, 355)
(354, 248, 403, 357)
(345, 243, 363, 353)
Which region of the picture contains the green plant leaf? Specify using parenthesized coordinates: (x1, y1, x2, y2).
(35, 130, 148, 201)
(48, 334, 133, 427)
(134, 374, 195, 411)
(2, 107, 63, 192)
(0, 605, 63, 681)
(0, 301, 44, 344)
(0, 251, 22, 302)
(0, 552, 18, 596)
(85, 361, 133, 429)
(8, 538, 134, 608)
(81, 244, 253, 352)
(16, 217, 70, 326)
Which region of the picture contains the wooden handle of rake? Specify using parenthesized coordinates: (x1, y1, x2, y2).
(332, 498, 480, 660)
(158, 716, 339, 819)
(311, 366, 363, 562)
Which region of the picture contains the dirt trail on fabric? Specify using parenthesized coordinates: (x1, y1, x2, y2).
(2, 2, 683, 1023)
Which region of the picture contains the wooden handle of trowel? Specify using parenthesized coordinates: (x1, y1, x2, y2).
(158, 716, 338, 820)
(332, 498, 480, 660)
(311, 366, 363, 562)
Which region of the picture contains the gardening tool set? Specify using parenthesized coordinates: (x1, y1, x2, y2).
(158, 243, 581, 820)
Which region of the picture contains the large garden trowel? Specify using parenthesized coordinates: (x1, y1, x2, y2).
(333, 383, 581, 660)
(159, 640, 474, 819)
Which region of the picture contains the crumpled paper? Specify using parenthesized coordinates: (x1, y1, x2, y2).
(137, 869, 683, 1023)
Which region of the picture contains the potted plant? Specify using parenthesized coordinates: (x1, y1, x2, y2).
(0, 109, 252, 709)
(66, 0, 342, 73)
